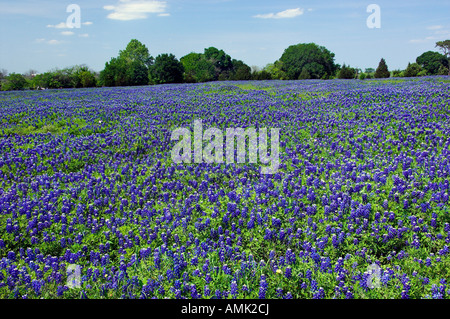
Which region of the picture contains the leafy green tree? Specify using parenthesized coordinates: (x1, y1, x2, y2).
(374, 58, 390, 78)
(416, 51, 448, 75)
(100, 57, 127, 86)
(437, 65, 449, 75)
(264, 61, 287, 80)
(32, 72, 60, 89)
(194, 59, 216, 82)
(1, 73, 27, 91)
(252, 70, 272, 80)
(298, 68, 311, 80)
(279, 43, 337, 80)
(79, 70, 97, 87)
(204, 47, 232, 77)
(119, 39, 153, 68)
(100, 39, 152, 86)
(180, 52, 202, 83)
(359, 73, 367, 80)
(230, 59, 251, 80)
(403, 62, 422, 77)
(337, 64, 356, 79)
(392, 70, 402, 77)
(180, 52, 216, 83)
(149, 53, 184, 84)
(436, 40, 450, 75)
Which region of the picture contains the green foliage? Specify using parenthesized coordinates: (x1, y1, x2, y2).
(392, 70, 402, 77)
(279, 43, 337, 80)
(374, 58, 390, 78)
(417, 70, 427, 77)
(264, 61, 287, 80)
(437, 65, 449, 75)
(1, 73, 27, 91)
(435, 40, 450, 76)
(359, 73, 367, 80)
(404, 62, 422, 77)
(337, 64, 356, 79)
(230, 59, 251, 80)
(149, 53, 184, 84)
(204, 47, 232, 73)
(79, 71, 97, 88)
(416, 51, 448, 75)
(252, 70, 272, 80)
(119, 39, 153, 68)
(30, 66, 97, 89)
(180, 48, 248, 83)
(298, 68, 311, 80)
(100, 39, 152, 87)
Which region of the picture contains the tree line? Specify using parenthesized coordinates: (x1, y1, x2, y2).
(1, 39, 449, 91)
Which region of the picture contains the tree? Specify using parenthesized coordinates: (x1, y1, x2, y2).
(119, 39, 153, 68)
(180, 52, 202, 83)
(416, 51, 448, 75)
(204, 47, 232, 78)
(403, 62, 422, 77)
(2, 73, 27, 91)
(298, 68, 311, 80)
(436, 40, 450, 75)
(264, 61, 287, 80)
(365, 68, 375, 74)
(279, 43, 337, 80)
(374, 58, 390, 78)
(80, 70, 97, 87)
(438, 65, 449, 75)
(252, 70, 272, 80)
(100, 39, 152, 86)
(230, 59, 251, 80)
(180, 52, 216, 83)
(337, 64, 356, 79)
(149, 53, 184, 84)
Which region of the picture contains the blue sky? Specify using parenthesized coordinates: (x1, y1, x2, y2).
(0, 0, 449, 74)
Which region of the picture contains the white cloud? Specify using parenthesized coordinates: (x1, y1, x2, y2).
(158, 13, 170, 17)
(79, 33, 89, 38)
(427, 25, 443, 30)
(47, 39, 61, 45)
(61, 31, 74, 36)
(254, 8, 304, 19)
(35, 38, 46, 43)
(104, 0, 167, 21)
(47, 21, 93, 28)
(47, 22, 69, 29)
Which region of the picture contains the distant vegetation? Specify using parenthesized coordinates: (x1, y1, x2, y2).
(1, 39, 449, 91)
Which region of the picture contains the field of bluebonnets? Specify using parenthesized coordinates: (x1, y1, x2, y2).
(0, 77, 450, 299)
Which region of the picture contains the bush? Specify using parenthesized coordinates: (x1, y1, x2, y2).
(337, 64, 356, 79)
(392, 70, 402, 77)
(417, 70, 427, 77)
(1, 73, 28, 91)
(404, 63, 422, 77)
(359, 73, 367, 80)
